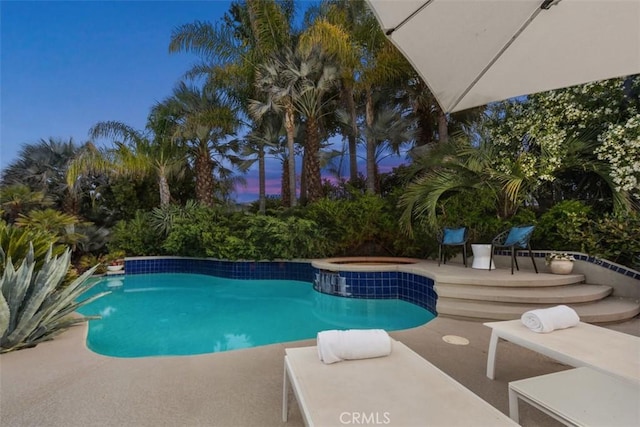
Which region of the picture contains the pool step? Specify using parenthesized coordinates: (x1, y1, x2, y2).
(436, 296, 640, 324)
(423, 259, 638, 323)
(421, 263, 585, 287)
(434, 283, 613, 304)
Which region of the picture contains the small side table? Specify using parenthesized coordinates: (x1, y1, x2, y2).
(471, 244, 495, 269)
(508, 367, 640, 426)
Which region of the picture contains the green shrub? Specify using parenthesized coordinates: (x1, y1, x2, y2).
(102, 195, 639, 269)
(108, 211, 164, 256)
(15, 208, 85, 247)
(0, 221, 64, 275)
(244, 215, 329, 259)
(0, 246, 108, 353)
(569, 211, 640, 267)
(432, 189, 504, 244)
(161, 206, 249, 259)
(160, 206, 330, 260)
(535, 200, 591, 250)
(304, 195, 400, 256)
(78, 254, 106, 275)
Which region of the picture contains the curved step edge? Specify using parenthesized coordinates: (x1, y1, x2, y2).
(436, 297, 640, 324)
(434, 283, 613, 303)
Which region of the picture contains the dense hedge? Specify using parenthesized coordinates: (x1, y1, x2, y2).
(106, 196, 639, 269)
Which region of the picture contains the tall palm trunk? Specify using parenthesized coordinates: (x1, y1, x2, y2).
(305, 117, 323, 203)
(344, 84, 359, 181)
(62, 190, 79, 216)
(414, 99, 435, 146)
(157, 169, 172, 207)
(281, 157, 290, 207)
(258, 145, 266, 214)
(365, 89, 376, 194)
(437, 106, 449, 143)
(300, 150, 308, 205)
(284, 105, 297, 207)
(195, 149, 215, 207)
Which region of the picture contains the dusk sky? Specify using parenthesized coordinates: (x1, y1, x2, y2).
(1, 0, 406, 202)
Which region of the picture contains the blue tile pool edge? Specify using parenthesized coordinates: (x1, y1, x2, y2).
(120, 257, 438, 315)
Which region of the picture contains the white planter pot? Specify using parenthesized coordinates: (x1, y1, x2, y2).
(107, 264, 124, 272)
(549, 259, 574, 275)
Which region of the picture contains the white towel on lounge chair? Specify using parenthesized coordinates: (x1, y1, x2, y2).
(521, 305, 580, 333)
(317, 329, 392, 364)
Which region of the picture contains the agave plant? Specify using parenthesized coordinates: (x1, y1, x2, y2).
(0, 245, 109, 353)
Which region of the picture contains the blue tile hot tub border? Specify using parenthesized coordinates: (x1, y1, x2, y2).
(313, 269, 437, 314)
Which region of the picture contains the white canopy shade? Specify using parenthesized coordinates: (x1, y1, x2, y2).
(366, 0, 640, 113)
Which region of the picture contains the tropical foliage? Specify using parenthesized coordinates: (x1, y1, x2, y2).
(0, 221, 64, 274)
(1, 1, 638, 272)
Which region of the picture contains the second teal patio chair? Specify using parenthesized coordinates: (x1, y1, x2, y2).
(437, 227, 468, 267)
(489, 225, 538, 274)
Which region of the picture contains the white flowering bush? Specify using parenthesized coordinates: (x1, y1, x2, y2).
(596, 115, 640, 198)
(484, 76, 639, 210)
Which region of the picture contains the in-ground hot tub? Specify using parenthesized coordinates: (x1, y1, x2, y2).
(310, 257, 436, 316)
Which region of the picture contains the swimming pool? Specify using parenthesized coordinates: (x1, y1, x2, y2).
(78, 273, 435, 358)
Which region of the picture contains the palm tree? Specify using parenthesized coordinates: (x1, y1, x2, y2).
(313, 0, 413, 193)
(15, 208, 84, 247)
(157, 82, 241, 207)
(284, 46, 340, 203)
(1, 138, 82, 215)
(301, 0, 362, 182)
(67, 115, 186, 208)
(169, 0, 297, 205)
(238, 116, 283, 213)
(97, 123, 182, 207)
(398, 137, 500, 234)
(0, 184, 52, 223)
(361, 106, 415, 192)
(250, 49, 301, 207)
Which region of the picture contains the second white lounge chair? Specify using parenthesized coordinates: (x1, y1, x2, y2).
(485, 319, 640, 381)
(283, 340, 516, 426)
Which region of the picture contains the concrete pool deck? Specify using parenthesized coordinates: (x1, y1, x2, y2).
(2, 316, 638, 426)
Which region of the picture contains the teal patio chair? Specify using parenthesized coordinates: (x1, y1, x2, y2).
(437, 227, 468, 267)
(489, 225, 538, 274)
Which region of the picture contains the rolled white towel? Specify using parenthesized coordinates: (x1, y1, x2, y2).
(317, 329, 392, 364)
(521, 305, 580, 333)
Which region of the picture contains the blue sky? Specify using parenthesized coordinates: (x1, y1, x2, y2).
(1, 0, 229, 166)
(1, 0, 404, 202)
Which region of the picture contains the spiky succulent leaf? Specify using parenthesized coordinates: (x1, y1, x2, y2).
(37, 266, 99, 323)
(0, 292, 9, 337)
(43, 290, 109, 326)
(1, 255, 34, 337)
(7, 250, 70, 344)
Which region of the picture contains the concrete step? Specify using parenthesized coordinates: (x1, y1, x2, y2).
(434, 283, 613, 303)
(430, 269, 585, 287)
(436, 296, 640, 324)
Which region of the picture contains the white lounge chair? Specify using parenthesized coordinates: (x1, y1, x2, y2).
(283, 340, 517, 426)
(484, 320, 640, 381)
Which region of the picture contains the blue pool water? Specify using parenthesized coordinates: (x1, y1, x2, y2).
(77, 273, 435, 358)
